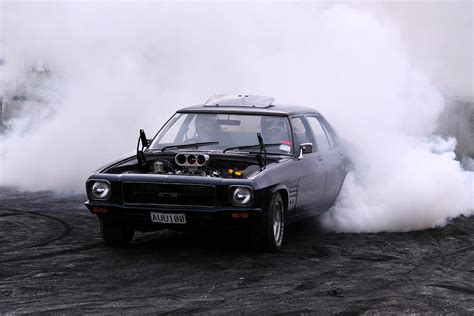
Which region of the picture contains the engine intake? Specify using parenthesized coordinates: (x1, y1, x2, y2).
(175, 153, 209, 167)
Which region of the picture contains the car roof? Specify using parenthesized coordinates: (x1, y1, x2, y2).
(177, 104, 320, 116)
(177, 95, 321, 116)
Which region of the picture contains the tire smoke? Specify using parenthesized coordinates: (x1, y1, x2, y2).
(0, 2, 472, 231)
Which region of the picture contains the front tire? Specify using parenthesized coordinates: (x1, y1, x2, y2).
(251, 192, 285, 253)
(100, 219, 135, 246)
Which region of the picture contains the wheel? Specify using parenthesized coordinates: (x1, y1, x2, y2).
(100, 218, 135, 246)
(251, 192, 285, 253)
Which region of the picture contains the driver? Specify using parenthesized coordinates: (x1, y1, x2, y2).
(260, 116, 290, 144)
(194, 114, 220, 141)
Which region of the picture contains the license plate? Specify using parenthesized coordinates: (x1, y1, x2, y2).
(150, 212, 187, 224)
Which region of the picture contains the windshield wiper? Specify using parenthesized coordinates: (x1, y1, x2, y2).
(161, 141, 219, 152)
(223, 143, 281, 153)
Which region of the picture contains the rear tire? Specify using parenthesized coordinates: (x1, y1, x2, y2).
(251, 192, 285, 253)
(100, 219, 135, 246)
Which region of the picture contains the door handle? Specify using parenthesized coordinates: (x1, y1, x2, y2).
(317, 155, 323, 162)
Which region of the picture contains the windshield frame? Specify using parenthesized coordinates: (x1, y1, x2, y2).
(148, 112, 295, 156)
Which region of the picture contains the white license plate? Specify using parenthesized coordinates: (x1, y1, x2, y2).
(150, 212, 187, 224)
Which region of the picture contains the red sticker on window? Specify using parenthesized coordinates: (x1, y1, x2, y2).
(281, 140, 292, 146)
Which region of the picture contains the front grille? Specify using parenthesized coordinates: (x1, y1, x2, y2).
(122, 182, 216, 207)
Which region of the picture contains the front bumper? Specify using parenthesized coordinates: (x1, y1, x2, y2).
(85, 201, 263, 231)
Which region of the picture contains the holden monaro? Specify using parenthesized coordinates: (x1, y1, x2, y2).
(85, 95, 347, 252)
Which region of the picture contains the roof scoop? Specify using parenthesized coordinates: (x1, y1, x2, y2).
(204, 95, 274, 108)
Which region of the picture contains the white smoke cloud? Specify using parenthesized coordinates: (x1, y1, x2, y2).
(0, 1, 472, 231)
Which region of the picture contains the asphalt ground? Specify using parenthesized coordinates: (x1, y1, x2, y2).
(0, 187, 473, 314)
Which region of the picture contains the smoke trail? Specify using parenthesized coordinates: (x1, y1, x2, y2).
(0, 2, 472, 231)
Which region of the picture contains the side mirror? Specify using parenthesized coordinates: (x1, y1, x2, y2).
(298, 143, 313, 159)
(140, 129, 150, 147)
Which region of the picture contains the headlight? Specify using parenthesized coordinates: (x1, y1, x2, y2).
(229, 186, 253, 206)
(90, 181, 111, 200)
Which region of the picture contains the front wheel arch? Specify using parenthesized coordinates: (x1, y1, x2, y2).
(251, 191, 285, 253)
(275, 189, 288, 215)
(269, 185, 289, 213)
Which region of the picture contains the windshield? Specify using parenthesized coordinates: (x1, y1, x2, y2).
(150, 113, 293, 154)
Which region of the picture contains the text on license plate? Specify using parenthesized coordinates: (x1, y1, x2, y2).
(150, 212, 186, 224)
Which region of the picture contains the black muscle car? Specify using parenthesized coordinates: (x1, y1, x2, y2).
(85, 95, 347, 252)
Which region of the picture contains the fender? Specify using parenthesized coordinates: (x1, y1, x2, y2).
(270, 183, 293, 213)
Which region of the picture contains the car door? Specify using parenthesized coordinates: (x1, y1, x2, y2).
(290, 116, 327, 213)
(306, 115, 344, 206)
(317, 115, 347, 205)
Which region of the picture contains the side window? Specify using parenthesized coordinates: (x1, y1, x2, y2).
(305, 116, 330, 152)
(290, 116, 315, 148)
(318, 116, 339, 148)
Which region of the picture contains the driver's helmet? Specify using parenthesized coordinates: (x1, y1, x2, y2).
(195, 114, 219, 139)
(260, 116, 288, 144)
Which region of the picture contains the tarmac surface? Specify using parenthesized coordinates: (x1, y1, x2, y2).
(0, 186, 473, 314)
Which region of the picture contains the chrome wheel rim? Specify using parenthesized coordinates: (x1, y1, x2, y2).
(273, 200, 283, 243)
